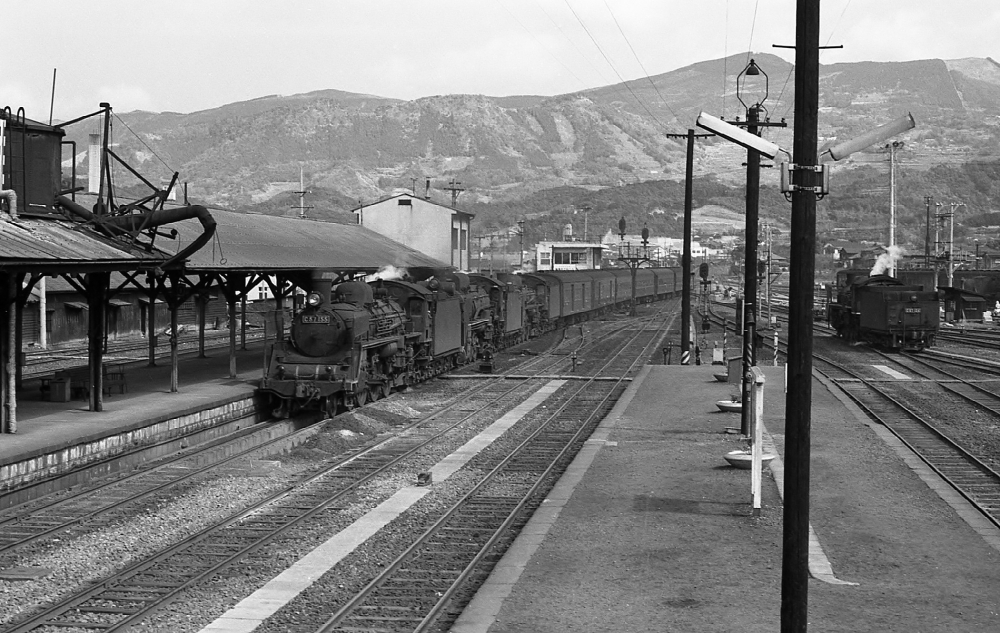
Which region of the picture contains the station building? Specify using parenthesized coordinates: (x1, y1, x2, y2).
(354, 193, 473, 271)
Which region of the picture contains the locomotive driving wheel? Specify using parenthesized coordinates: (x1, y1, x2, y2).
(353, 385, 369, 407)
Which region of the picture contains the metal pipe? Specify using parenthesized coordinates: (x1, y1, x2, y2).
(56, 196, 217, 270)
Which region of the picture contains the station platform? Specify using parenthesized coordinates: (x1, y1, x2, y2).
(452, 364, 1000, 632)
(0, 339, 269, 499)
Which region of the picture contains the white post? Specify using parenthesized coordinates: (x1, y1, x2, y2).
(750, 366, 766, 516)
(774, 329, 779, 366)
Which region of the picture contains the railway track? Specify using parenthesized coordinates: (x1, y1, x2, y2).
(2, 307, 676, 632)
(812, 352, 1000, 533)
(314, 307, 666, 633)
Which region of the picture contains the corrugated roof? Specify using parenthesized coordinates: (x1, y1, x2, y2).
(0, 215, 168, 271)
(168, 208, 448, 272)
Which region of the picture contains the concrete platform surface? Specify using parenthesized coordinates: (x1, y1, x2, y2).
(0, 340, 267, 467)
(452, 364, 1000, 633)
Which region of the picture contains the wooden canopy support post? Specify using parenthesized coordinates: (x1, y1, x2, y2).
(264, 275, 290, 344)
(2, 273, 16, 433)
(197, 291, 207, 358)
(241, 293, 247, 350)
(146, 272, 157, 367)
(169, 298, 179, 392)
(87, 272, 109, 411)
(14, 272, 31, 391)
(220, 273, 247, 379)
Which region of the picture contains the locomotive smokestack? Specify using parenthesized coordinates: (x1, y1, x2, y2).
(310, 271, 333, 305)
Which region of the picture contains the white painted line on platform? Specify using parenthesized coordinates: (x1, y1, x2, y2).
(872, 365, 911, 380)
(761, 423, 859, 586)
(451, 366, 651, 633)
(199, 380, 566, 633)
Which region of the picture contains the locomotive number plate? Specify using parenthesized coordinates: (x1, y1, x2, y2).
(301, 315, 331, 323)
(904, 307, 921, 314)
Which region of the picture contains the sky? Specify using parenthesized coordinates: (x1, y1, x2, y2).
(5, 1, 1000, 122)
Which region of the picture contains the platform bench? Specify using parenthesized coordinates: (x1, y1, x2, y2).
(50, 364, 128, 399)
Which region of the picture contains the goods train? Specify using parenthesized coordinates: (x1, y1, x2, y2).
(259, 266, 684, 417)
(826, 269, 940, 351)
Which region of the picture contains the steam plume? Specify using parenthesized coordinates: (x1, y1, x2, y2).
(870, 245, 905, 276)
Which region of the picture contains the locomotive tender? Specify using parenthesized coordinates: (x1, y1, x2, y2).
(827, 270, 940, 351)
(259, 266, 684, 417)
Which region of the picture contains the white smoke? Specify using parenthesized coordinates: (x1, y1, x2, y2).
(374, 265, 408, 281)
(870, 245, 905, 276)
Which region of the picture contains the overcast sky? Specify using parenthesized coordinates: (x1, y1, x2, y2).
(5, 1, 999, 122)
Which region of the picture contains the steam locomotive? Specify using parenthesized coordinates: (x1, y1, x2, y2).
(826, 270, 940, 351)
(258, 266, 684, 418)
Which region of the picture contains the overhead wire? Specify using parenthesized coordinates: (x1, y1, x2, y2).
(561, 0, 676, 133)
(494, 0, 597, 92)
(722, 0, 729, 116)
(113, 112, 175, 173)
(509, 0, 659, 134)
(600, 0, 682, 127)
(778, 0, 853, 121)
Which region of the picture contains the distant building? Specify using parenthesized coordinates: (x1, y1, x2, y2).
(354, 193, 472, 270)
(599, 230, 716, 264)
(535, 241, 605, 271)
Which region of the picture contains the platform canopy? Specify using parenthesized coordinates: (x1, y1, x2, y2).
(0, 215, 169, 273)
(165, 208, 448, 275)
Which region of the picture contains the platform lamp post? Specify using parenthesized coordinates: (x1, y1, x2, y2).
(726, 58, 787, 435)
(617, 218, 651, 317)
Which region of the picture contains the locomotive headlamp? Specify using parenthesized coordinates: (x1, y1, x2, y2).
(910, 295, 918, 302)
(307, 292, 322, 306)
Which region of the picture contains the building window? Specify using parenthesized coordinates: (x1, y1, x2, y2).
(554, 252, 584, 265)
(398, 199, 412, 206)
(540, 253, 551, 266)
(452, 228, 459, 250)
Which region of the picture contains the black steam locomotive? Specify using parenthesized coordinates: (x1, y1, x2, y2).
(259, 266, 685, 418)
(826, 270, 940, 351)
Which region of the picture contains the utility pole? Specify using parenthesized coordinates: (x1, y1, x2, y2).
(444, 178, 464, 208)
(783, 2, 820, 630)
(292, 165, 312, 219)
(924, 195, 933, 267)
(517, 219, 526, 267)
(885, 141, 903, 277)
(666, 130, 712, 364)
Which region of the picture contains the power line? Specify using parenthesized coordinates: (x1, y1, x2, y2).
(601, 0, 682, 127)
(494, 0, 596, 91)
(745, 0, 760, 68)
(561, 0, 674, 133)
(825, 0, 853, 47)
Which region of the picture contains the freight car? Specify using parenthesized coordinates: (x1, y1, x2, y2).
(827, 270, 940, 351)
(259, 266, 686, 417)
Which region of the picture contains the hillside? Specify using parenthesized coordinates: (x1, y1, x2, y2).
(50, 52, 1000, 252)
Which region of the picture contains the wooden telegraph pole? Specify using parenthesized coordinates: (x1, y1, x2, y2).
(783, 1, 820, 630)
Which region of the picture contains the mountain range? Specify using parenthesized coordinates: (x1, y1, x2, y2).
(57, 52, 1000, 248)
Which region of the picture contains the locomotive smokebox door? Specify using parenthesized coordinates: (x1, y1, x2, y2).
(701, 317, 711, 332)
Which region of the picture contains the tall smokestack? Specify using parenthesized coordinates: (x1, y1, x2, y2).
(88, 133, 101, 193)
